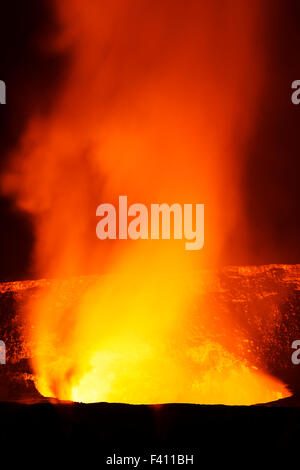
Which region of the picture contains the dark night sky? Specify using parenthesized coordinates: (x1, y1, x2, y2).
(0, 1, 67, 281)
(0, 0, 299, 281)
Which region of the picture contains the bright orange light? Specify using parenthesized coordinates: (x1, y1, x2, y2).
(0, 0, 290, 404)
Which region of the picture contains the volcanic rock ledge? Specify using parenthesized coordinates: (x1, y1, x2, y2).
(0, 264, 299, 402)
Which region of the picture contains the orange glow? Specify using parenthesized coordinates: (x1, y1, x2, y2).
(0, 0, 290, 404)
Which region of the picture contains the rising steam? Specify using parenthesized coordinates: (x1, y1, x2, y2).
(0, 0, 290, 404)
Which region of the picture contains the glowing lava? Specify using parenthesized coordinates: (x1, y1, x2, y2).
(1, 0, 290, 404)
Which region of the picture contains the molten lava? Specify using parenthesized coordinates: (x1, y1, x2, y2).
(0, 0, 290, 404)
